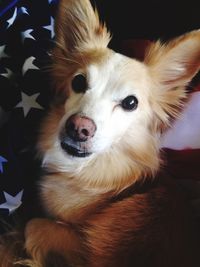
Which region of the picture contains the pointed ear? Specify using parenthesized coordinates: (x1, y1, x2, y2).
(145, 30, 200, 126)
(145, 30, 200, 87)
(54, 0, 110, 53)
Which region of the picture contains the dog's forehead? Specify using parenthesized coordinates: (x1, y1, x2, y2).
(87, 50, 150, 95)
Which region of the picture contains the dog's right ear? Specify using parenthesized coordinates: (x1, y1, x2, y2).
(55, 0, 110, 54)
(145, 30, 200, 128)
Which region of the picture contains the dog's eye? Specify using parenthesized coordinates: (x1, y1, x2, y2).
(121, 95, 138, 111)
(71, 74, 87, 93)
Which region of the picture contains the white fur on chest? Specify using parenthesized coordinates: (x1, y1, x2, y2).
(40, 174, 106, 221)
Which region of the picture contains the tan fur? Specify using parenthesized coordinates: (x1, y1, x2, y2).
(145, 30, 200, 128)
(52, 0, 110, 92)
(0, 0, 200, 266)
(55, 0, 110, 52)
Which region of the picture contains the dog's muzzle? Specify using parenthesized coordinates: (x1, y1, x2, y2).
(60, 114, 96, 158)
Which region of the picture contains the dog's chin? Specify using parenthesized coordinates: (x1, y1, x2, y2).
(60, 141, 92, 158)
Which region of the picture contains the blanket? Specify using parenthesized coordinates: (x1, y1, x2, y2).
(0, 0, 200, 232)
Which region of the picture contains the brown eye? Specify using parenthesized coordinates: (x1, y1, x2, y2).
(121, 95, 138, 111)
(71, 74, 87, 93)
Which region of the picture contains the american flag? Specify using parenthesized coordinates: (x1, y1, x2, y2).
(0, 0, 58, 232)
(0, 0, 199, 233)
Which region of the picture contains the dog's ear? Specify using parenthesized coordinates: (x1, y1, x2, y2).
(55, 0, 110, 53)
(145, 30, 200, 126)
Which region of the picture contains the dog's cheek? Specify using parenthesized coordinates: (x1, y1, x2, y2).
(108, 109, 138, 140)
(89, 113, 132, 153)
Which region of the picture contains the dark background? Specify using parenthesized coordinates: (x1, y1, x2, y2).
(91, 0, 200, 50)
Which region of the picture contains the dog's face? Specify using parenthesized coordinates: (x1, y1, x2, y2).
(59, 52, 154, 158)
(38, 0, 200, 191)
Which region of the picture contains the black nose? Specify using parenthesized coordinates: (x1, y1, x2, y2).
(65, 114, 96, 142)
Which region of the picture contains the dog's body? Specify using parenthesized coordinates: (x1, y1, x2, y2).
(23, 175, 199, 267)
(0, 0, 200, 266)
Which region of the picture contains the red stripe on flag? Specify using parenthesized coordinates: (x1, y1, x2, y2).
(193, 84, 200, 92)
(163, 148, 200, 181)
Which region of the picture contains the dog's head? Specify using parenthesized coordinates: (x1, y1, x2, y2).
(38, 0, 200, 191)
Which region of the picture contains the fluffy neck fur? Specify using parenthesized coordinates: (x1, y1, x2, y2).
(39, 118, 160, 222)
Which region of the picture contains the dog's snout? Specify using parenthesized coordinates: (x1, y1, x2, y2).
(65, 114, 96, 142)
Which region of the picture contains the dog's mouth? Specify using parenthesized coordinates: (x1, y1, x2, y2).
(60, 141, 92, 158)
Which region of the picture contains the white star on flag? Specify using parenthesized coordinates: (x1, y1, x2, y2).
(7, 7, 17, 28)
(43, 17, 55, 38)
(22, 56, 39, 75)
(0, 45, 9, 59)
(16, 92, 43, 117)
(0, 190, 24, 215)
(21, 29, 35, 42)
(1, 68, 13, 78)
(20, 7, 29, 15)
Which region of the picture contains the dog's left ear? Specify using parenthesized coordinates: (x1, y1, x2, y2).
(54, 0, 110, 54)
(52, 0, 111, 92)
(145, 30, 200, 125)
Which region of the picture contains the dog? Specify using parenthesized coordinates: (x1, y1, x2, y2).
(0, 0, 200, 266)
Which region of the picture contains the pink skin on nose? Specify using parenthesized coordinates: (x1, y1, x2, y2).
(66, 114, 97, 142)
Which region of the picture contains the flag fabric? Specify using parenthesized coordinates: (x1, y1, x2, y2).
(0, 0, 58, 232)
(0, 0, 200, 233)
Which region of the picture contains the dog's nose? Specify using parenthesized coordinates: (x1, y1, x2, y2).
(65, 114, 96, 142)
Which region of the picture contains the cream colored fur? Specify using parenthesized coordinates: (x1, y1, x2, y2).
(0, 0, 199, 266)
